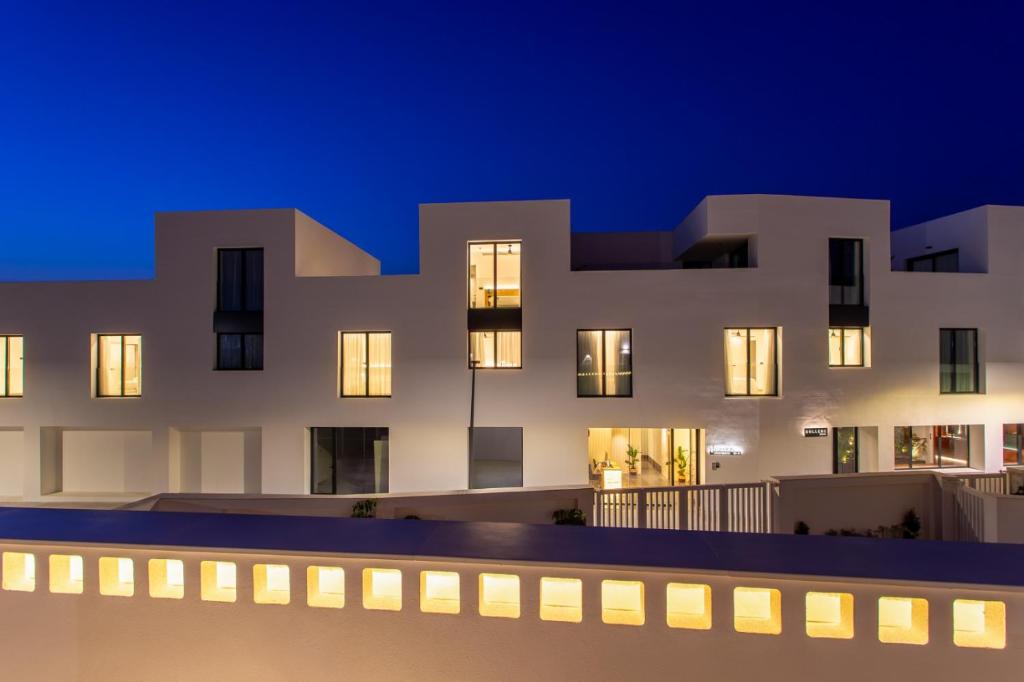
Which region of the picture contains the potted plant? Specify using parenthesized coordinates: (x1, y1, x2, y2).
(624, 445, 639, 474)
(674, 446, 689, 485)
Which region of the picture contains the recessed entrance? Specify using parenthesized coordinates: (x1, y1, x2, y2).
(588, 428, 704, 489)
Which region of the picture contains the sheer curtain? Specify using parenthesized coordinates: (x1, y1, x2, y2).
(496, 331, 521, 368)
(98, 336, 122, 396)
(342, 333, 367, 396)
(367, 332, 392, 396)
(576, 331, 603, 395)
(604, 330, 631, 396)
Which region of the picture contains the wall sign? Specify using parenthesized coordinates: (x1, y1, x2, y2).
(803, 427, 829, 438)
(708, 445, 743, 456)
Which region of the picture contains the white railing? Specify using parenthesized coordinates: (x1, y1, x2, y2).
(953, 484, 987, 542)
(593, 482, 771, 533)
(945, 472, 1007, 495)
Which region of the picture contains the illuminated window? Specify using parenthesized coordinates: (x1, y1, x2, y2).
(734, 587, 781, 634)
(253, 564, 290, 605)
(469, 242, 521, 309)
(2, 552, 35, 592)
(806, 591, 854, 639)
(96, 334, 142, 397)
(479, 573, 520, 619)
(99, 557, 135, 597)
(149, 559, 184, 599)
(953, 599, 1005, 649)
(940, 328, 978, 394)
(341, 332, 392, 397)
(666, 583, 711, 630)
(601, 580, 644, 626)
(0, 336, 23, 397)
(420, 571, 460, 615)
(201, 561, 237, 603)
(469, 331, 521, 369)
(577, 330, 632, 397)
(724, 328, 778, 396)
(540, 577, 582, 623)
(828, 328, 865, 367)
(363, 568, 402, 611)
(878, 596, 928, 645)
(50, 554, 84, 594)
(307, 566, 345, 609)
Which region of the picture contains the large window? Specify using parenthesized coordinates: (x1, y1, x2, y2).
(1003, 424, 1023, 466)
(907, 248, 958, 272)
(310, 427, 389, 494)
(724, 328, 778, 396)
(833, 427, 858, 474)
(469, 331, 521, 369)
(577, 330, 632, 397)
(0, 336, 23, 397)
(341, 332, 392, 397)
(940, 328, 978, 394)
(216, 248, 263, 370)
(895, 425, 972, 469)
(469, 427, 523, 489)
(468, 242, 521, 309)
(828, 238, 863, 305)
(828, 327, 865, 367)
(97, 335, 142, 397)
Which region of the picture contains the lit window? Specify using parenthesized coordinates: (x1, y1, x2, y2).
(253, 564, 290, 605)
(363, 568, 402, 611)
(540, 577, 582, 623)
(341, 332, 392, 397)
(307, 566, 345, 609)
(0, 335, 23, 397)
(479, 573, 520, 619)
(806, 591, 854, 639)
(420, 571, 460, 615)
(724, 328, 778, 396)
(99, 557, 135, 597)
(2, 552, 35, 592)
(50, 554, 84, 594)
(96, 334, 142, 397)
(666, 583, 711, 630)
(469, 242, 521, 309)
(469, 330, 521, 369)
(577, 330, 632, 397)
(734, 587, 781, 634)
(953, 599, 1005, 649)
(828, 328, 865, 367)
(878, 596, 928, 645)
(149, 559, 185, 599)
(601, 580, 644, 626)
(201, 561, 237, 603)
(940, 329, 978, 394)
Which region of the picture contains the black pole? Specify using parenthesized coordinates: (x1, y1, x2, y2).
(469, 360, 478, 430)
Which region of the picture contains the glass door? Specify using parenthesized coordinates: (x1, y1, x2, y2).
(833, 427, 858, 474)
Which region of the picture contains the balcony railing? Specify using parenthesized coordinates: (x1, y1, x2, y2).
(593, 482, 772, 532)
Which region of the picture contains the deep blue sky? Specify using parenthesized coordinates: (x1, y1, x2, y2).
(1, 1, 1022, 278)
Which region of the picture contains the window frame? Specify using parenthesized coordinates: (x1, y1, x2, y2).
(828, 327, 865, 368)
(0, 335, 23, 398)
(939, 328, 979, 394)
(96, 334, 142, 398)
(309, 426, 390, 495)
(724, 327, 779, 397)
(467, 330, 522, 370)
(832, 427, 859, 474)
(467, 241, 522, 310)
(340, 331, 392, 398)
(895, 425, 973, 469)
(576, 329, 633, 398)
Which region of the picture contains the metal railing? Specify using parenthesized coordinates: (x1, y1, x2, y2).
(593, 482, 772, 533)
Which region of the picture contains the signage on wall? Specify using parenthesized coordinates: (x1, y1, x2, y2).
(708, 445, 743, 456)
(803, 427, 829, 438)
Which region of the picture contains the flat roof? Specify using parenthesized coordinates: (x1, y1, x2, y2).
(0, 507, 1021, 588)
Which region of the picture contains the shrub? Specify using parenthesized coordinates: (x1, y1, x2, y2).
(553, 506, 586, 526)
(351, 499, 377, 518)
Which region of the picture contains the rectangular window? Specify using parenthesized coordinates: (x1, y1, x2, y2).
(907, 248, 959, 273)
(97, 334, 142, 397)
(469, 426, 523, 489)
(341, 332, 392, 397)
(468, 242, 521, 309)
(940, 328, 978, 393)
(724, 328, 778, 396)
(216, 248, 263, 370)
(577, 330, 632, 397)
(216, 333, 263, 370)
(828, 238, 863, 305)
(0, 335, 23, 397)
(828, 328, 865, 367)
(469, 330, 521, 368)
(833, 427, 858, 474)
(310, 427, 389, 494)
(895, 425, 973, 469)
(1003, 424, 1023, 466)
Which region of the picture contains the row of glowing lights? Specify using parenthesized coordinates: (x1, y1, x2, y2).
(0, 552, 1005, 649)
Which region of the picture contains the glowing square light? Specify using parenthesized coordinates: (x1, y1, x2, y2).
(666, 583, 711, 630)
(201, 561, 237, 603)
(601, 580, 644, 626)
(2, 552, 35, 592)
(148, 559, 185, 599)
(878, 596, 928, 645)
(49, 554, 83, 595)
(420, 571, 461, 615)
(805, 592, 854, 639)
(363, 568, 402, 611)
(253, 564, 290, 605)
(479, 573, 520, 618)
(540, 577, 582, 623)
(307, 566, 345, 609)
(953, 599, 1005, 649)
(734, 587, 781, 634)
(99, 557, 134, 597)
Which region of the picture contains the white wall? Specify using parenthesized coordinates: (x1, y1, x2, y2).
(61, 430, 152, 494)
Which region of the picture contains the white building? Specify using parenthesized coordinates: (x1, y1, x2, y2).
(1, 194, 1022, 501)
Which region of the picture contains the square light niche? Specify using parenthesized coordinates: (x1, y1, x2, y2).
(601, 580, 644, 626)
(99, 557, 135, 597)
(878, 596, 928, 645)
(540, 577, 582, 623)
(479, 573, 520, 619)
(50, 554, 84, 595)
(734, 587, 781, 635)
(953, 599, 1005, 649)
(666, 583, 711, 630)
(201, 561, 237, 603)
(420, 571, 460, 615)
(307, 566, 345, 609)
(805, 591, 853, 639)
(149, 559, 184, 599)
(2, 552, 36, 592)
(254, 564, 290, 605)
(363, 568, 402, 611)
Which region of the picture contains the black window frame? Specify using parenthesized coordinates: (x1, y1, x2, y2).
(576, 329, 633, 398)
(0, 335, 23, 398)
(468, 330, 522, 370)
(467, 241, 522, 310)
(907, 248, 959, 273)
(828, 238, 864, 306)
(724, 327, 779, 397)
(939, 328, 979, 394)
(96, 333, 142, 398)
(828, 327, 866, 368)
(832, 427, 859, 474)
(340, 331, 392, 398)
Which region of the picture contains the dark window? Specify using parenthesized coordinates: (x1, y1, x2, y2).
(833, 427, 858, 474)
(469, 426, 523, 489)
(217, 334, 263, 370)
(577, 330, 632, 397)
(907, 249, 959, 273)
(1003, 424, 1023, 466)
(940, 328, 978, 393)
(216, 248, 263, 370)
(895, 425, 972, 469)
(828, 238, 864, 305)
(310, 427, 389, 494)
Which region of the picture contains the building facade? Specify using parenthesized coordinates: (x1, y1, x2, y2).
(0, 195, 1022, 501)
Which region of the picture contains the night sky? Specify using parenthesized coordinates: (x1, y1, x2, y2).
(1, 1, 1022, 278)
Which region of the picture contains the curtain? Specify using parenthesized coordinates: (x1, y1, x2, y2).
(496, 331, 521, 367)
(367, 332, 392, 396)
(123, 335, 142, 396)
(98, 336, 123, 396)
(576, 331, 602, 395)
(724, 329, 748, 395)
(0, 337, 6, 396)
(604, 330, 631, 396)
(342, 333, 367, 395)
(749, 328, 776, 395)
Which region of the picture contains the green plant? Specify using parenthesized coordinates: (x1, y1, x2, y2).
(666, 446, 689, 482)
(351, 499, 377, 518)
(624, 445, 639, 472)
(794, 521, 810, 535)
(899, 508, 921, 539)
(553, 505, 586, 526)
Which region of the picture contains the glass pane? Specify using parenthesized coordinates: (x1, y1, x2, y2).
(496, 331, 521, 368)
(243, 334, 263, 370)
(217, 250, 243, 312)
(218, 334, 243, 370)
(244, 250, 263, 311)
(336, 427, 389, 494)
(939, 330, 954, 392)
(953, 330, 976, 392)
(367, 333, 391, 396)
(843, 329, 863, 366)
(724, 329, 748, 395)
(342, 333, 368, 396)
(939, 425, 970, 467)
(469, 427, 523, 489)
(748, 328, 776, 395)
(468, 243, 495, 309)
(495, 242, 521, 308)
(828, 329, 843, 366)
(576, 331, 603, 396)
(1003, 424, 1021, 466)
(469, 331, 494, 368)
(894, 427, 912, 469)
(914, 426, 937, 467)
(98, 336, 123, 396)
(7, 336, 22, 396)
(828, 239, 862, 305)
(0, 338, 6, 395)
(122, 335, 142, 396)
(834, 427, 857, 474)
(311, 428, 335, 494)
(605, 330, 632, 396)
